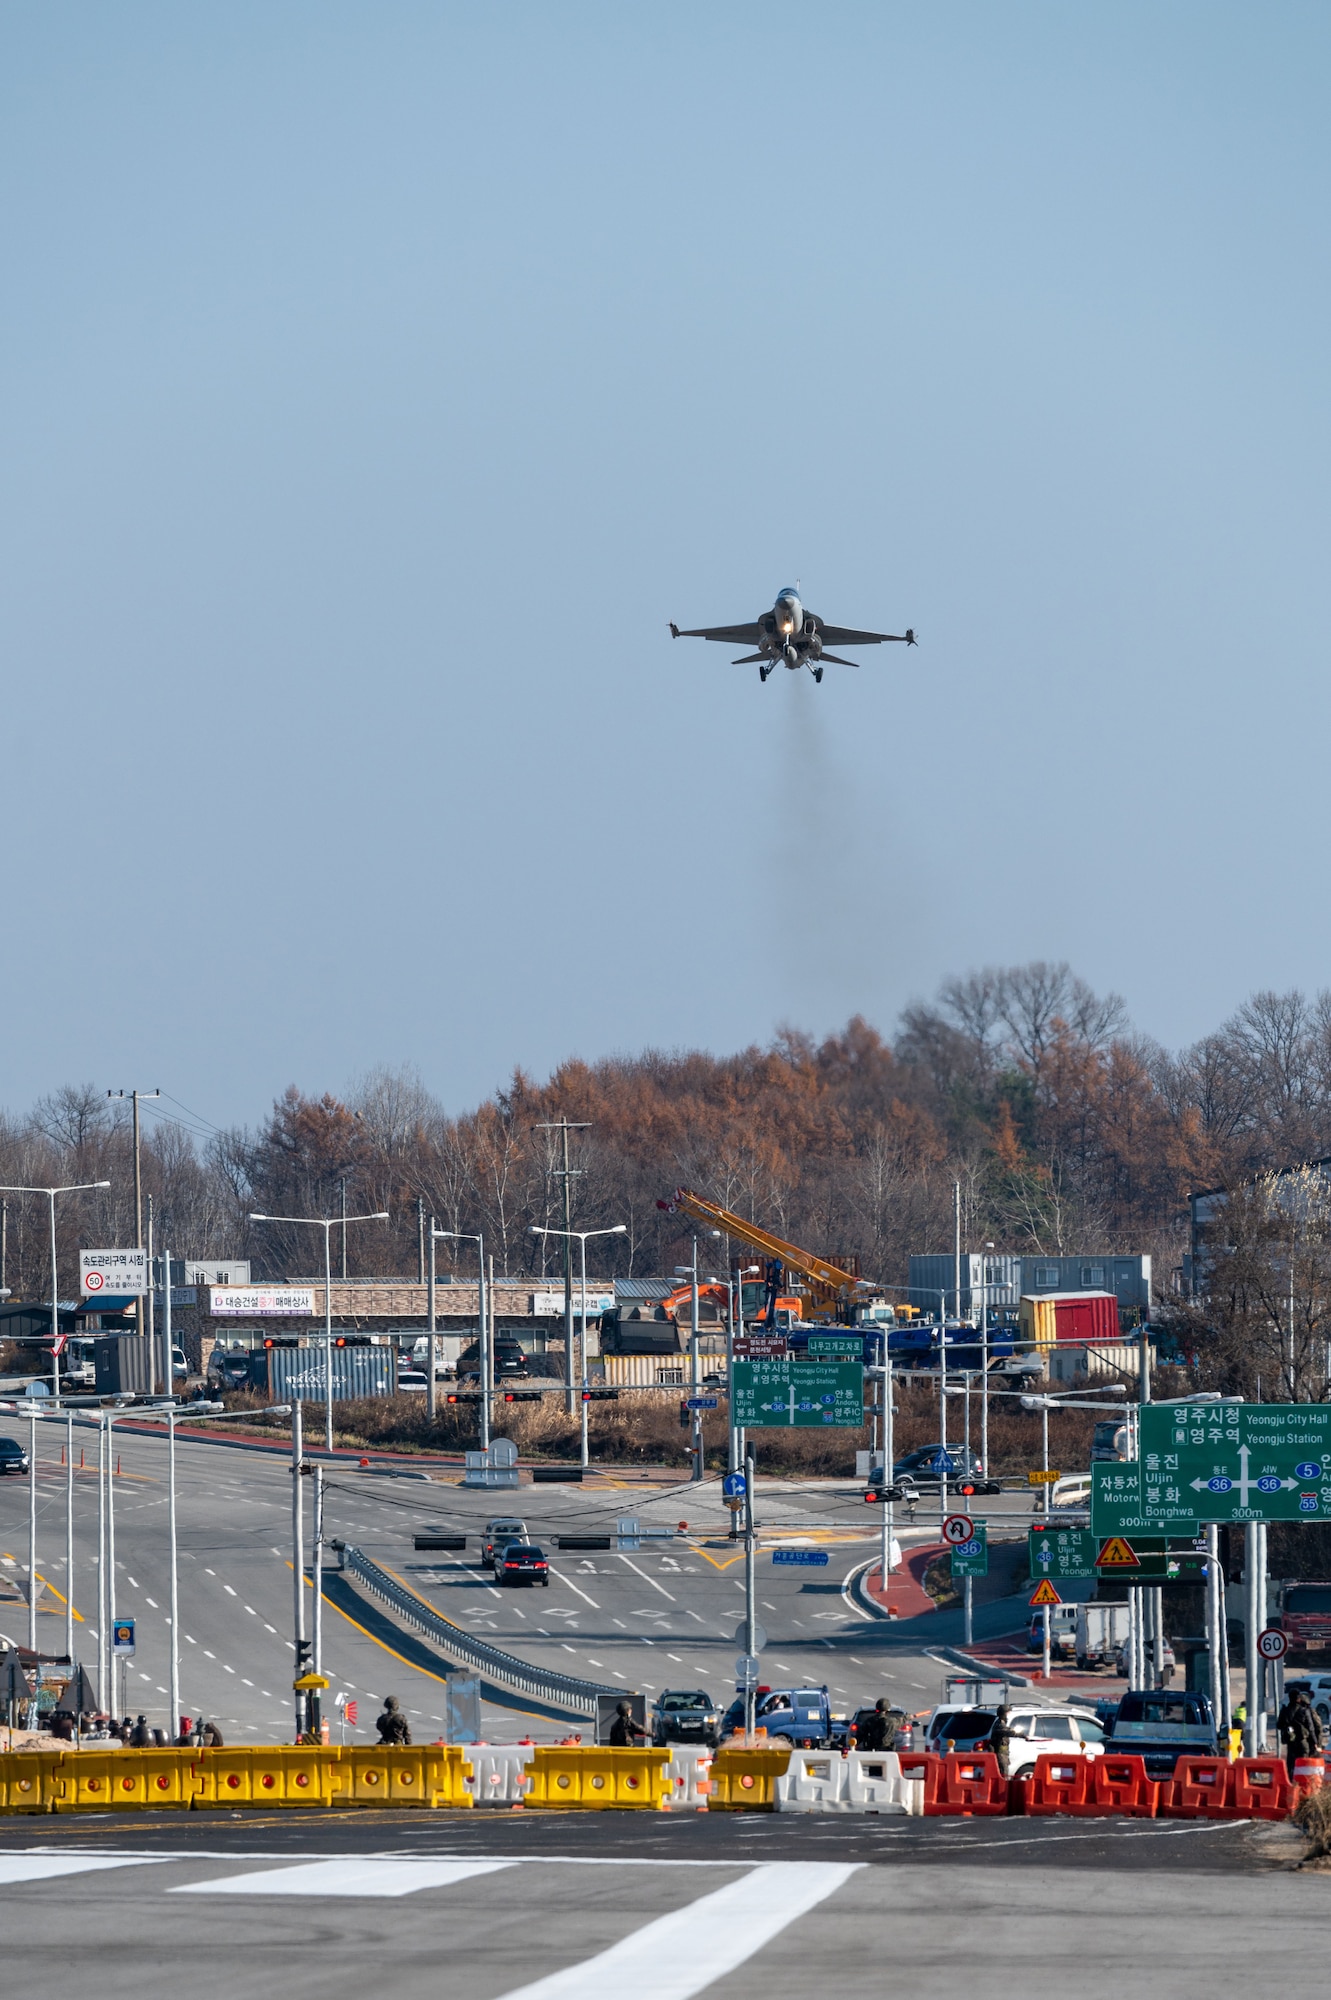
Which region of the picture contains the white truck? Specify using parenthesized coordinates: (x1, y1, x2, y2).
(1076, 1601, 1131, 1670)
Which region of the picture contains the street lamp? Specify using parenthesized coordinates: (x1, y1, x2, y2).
(433, 1228, 489, 1450)
(529, 1224, 627, 1469)
(0, 1181, 112, 1401)
(249, 1211, 389, 1451)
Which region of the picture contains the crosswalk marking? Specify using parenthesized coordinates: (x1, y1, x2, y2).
(0, 1855, 166, 1887)
(493, 1861, 860, 2000)
(173, 1857, 514, 1899)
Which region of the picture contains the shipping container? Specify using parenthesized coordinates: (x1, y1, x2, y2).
(253, 1345, 395, 1402)
(94, 1335, 159, 1396)
(1019, 1292, 1121, 1347)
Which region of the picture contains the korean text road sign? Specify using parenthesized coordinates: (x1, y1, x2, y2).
(112, 1619, 136, 1656)
(1139, 1402, 1331, 1525)
(686, 1397, 719, 1410)
(732, 1334, 787, 1359)
(81, 1249, 148, 1296)
(772, 1549, 830, 1566)
(950, 1525, 988, 1579)
(1028, 1526, 1099, 1580)
(1029, 1578, 1061, 1607)
(806, 1334, 864, 1358)
(731, 1356, 864, 1429)
(942, 1513, 975, 1546)
(1258, 1628, 1289, 1662)
(1027, 1468, 1062, 1486)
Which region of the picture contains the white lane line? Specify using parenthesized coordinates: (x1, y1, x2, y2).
(494, 1861, 859, 2000)
(0, 1855, 168, 1886)
(550, 1568, 600, 1609)
(616, 1555, 675, 1600)
(175, 1858, 513, 1899)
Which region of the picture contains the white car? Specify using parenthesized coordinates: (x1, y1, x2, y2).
(1115, 1637, 1176, 1679)
(925, 1702, 1107, 1778)
(1284, 1672, 1331, 1728)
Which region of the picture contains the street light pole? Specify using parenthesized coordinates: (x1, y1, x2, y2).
(0, 1181, 112, 1402)
(433, 1228, 489, 1450)
(529, 1224, 627, 1471)
(26, 1405, 37, 1655)
(249, 1210, 389, 1453)
(65, 1408, 74, 1666)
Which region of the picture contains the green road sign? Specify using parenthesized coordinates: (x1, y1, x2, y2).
(950, 1523, 988, 1578)
(1090, 1462, 1154, 1538)
(1028, 1525, 1099, 1579)
(1140, 1402, 1331, 1526)
(731, 1357, 865, 1428)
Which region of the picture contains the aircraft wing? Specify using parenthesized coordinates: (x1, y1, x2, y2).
(670, 621, 763, 645)
(816, 622, 916, 647)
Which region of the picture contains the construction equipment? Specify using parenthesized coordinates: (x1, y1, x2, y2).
(657, 1188, 871, 1325)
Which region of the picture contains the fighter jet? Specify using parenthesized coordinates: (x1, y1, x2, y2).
(669, 585, 916, 683)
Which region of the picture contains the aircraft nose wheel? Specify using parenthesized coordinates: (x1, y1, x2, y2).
(759, 663, 771, 682)
(813, 666, 823, 683)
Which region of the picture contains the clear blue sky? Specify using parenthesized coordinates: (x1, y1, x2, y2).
(4, 4, 1329, 1126)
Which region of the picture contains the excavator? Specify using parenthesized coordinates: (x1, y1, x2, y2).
(655, 1187, 874, 1331)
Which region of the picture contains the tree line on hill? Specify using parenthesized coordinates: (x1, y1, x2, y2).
(6, 962, 1331, 1398)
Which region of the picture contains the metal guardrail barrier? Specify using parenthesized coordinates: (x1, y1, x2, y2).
(336, 1544, 621, 1717)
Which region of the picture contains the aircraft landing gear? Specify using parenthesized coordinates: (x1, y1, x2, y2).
(759, 663, 771, 682)
(813, 666, 824, 683)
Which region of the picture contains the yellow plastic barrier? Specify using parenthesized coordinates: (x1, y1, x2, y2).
(53, 1748, 195, 1812)
(191, 1745, 337, 1808)
(336, 1745, 473, 1809)
(708, 1745, 792, 1811)
(524, 1747, 672, 1811)
(0, 1751, 60, 1813)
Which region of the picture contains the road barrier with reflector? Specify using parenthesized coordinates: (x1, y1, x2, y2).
(338, 1744, 471, 1808)
(665, 1746, 713, 1810)
(464, 1743, 536, 1805)
(191, 1746, 337, 1808)
(522, 1746, 672, 1809)
(53, 1748, 195, 1811)
(707, 1744, 792, 1811)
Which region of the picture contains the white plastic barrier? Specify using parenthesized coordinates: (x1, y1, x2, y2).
(666, 1746, 714, 1810)
(844, 1751, 923, 1815)
(776, 1750, 922, 1815)
(775, 1751, 851, 1813)
(463, 1743, 536, 1804)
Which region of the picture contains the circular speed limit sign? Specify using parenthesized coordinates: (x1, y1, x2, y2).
(942, 1513, 975, 1547)
(1258, 1627, 1288, 1662)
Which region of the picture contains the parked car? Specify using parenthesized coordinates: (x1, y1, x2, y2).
(1284, 1674, 1331, 1728)
(459, 1339, 529, 1383)
(891, 1445, 999, 1494)
(845, 1704, 913, 1751)
(927, 1702, 1107, 1777)
(481, 1517, 530, 1568)
(1105, 1689, 1216, 1776)
(0, 1437, 29, 1476)
(1026, 1604, 1080, 1658)
(495, 1543, 549, 1587)
(651, 1690, 721, 1748)
(397, 1369, 429, 1394)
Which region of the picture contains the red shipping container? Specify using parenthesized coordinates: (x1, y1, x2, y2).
(1051, 1293, 1120, 1344)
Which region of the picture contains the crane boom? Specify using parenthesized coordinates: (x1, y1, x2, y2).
(657, 1186, 868, 1305)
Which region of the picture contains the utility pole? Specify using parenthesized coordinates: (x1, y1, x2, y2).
(743, 1444, 757, 1739)
(110, 1089, 160, 1387)
(427, 1213, 437, 1421)
(535, 1120, 589, 1415)
(341, 1179, 348, 1281)
(1, 1200, 7, 1291)
(417, 1196, 425, 1286)
(953, 1177, 962, 1322)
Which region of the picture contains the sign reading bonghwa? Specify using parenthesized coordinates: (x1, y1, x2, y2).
(1139, 1402, 1331, 1526)
(209, 1287, 316, 1316)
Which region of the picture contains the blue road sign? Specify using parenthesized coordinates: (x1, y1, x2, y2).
(112, 1618, 136, 1656)
(722, 1472, 747, 1499)
(928, 1450, 957, 1475)
(687, 1397, 719, 1409)
(772, 1549, 830, 1567)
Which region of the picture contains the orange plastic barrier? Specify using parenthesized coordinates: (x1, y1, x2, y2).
(708, 1745, 792, 1812)
(1084, 1754, 1159, 1818)
(1020, 1753, 1090, 1815)
(938, 1751, 1008, 1816)
(1232, 1757, 1295, 1821)
(1162, 1756, 1235, 1819)
(897, 1752, 945, 1815)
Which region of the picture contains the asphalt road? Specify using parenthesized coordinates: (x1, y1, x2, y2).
(0, 1813, 1315, 2000)
(0, 1412, 1068, 1742)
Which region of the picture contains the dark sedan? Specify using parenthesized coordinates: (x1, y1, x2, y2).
(495, 1543, 550, 1587)
(0, 1437, 29, 1476)
(651, 1690, 721, 1748)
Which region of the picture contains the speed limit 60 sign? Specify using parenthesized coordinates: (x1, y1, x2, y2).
(942, 1513, 976, 1546)
(1258, 1627, 1288, 1661)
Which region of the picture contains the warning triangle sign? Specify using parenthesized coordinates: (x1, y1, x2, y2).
(1029, 1578, 1062, 1606)
(1096, 1537, 1140, 1569)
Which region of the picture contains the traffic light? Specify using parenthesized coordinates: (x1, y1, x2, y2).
(294, 1638, 313, 1676)
(334, 1334, 371, 1348)
(503, 1390, 543, 1403)
(582, 1388, 619, 1403)
(864, 1482, 906, 1504)
(679, 1400, 689, 1429)
(263, 1335, 300, 1350)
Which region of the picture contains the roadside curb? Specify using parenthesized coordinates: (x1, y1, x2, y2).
(929, 1645, 1033, 1687)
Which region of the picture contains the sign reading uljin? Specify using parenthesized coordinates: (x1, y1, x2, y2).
(209, 1287, 316, 1316)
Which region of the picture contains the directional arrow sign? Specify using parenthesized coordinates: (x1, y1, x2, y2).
(1028, 1527, 1099, 1580)
(950, 1525, 988, 1578)
(1139, 1403, 1331, 1526)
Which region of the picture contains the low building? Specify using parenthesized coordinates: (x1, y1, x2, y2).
(908, 1252, 1151, 1317)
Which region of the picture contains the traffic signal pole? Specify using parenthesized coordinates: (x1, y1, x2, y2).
(743, 1446, 757, 1740)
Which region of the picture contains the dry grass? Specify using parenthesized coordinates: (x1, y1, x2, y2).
(217, 1377, 1096, 1478)
(1294, 1782, 1331, 1857)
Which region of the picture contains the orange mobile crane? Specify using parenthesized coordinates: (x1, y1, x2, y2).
(656, 1186, 874, 1326)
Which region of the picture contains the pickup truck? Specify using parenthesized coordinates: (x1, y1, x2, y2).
(1105, 1689, 1217, 1777)
(720, 1686, 833, 1747)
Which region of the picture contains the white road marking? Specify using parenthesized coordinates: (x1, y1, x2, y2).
(550, 1568, 600, 1609)
(176, 1857, 514, 1898)
(0, 1854, 168, 1887)
(616, 1555, 675, 1600)
(494, 1862, 859, 2000)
